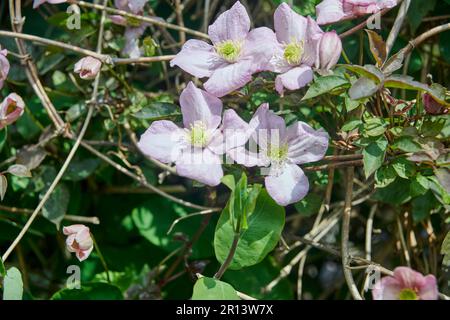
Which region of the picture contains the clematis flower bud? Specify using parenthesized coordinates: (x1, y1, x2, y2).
(74, 56, 102, 80)
(372, 267, 438, 300)
(63, 224, 94, 262)
(422, 93, 449, 115)
(0, 47, 10, 89)
(33, 0, 67, 9)
(315, 31, 342, 75)
(0, 93, 25, 129)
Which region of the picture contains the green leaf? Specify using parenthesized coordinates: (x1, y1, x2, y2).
(392, 136, 422, 153)
(365, 30, 386, 66)
(221, 175, 236, 191)
(363, 137, 388, 178)
(132, 102, 180, 120)
(412, 191, 438, 222)
(441, 231, 450, 267)
(302, 75, 349, 100)
(51, 282, 123, 300)
(392, 158, 416, 179)
(2, 267, 23, 300)
(408, 0, 437, 32)
(191, 277, 239, 300)
(375, 165, 397, 188)
(0, 174, 7, 201)
(64, 158, 100, 181)
(341, 120, 362, 132)
(363, 118, 388, 137)
(214, 189, 285, 270)
(410, 174, 430, 197)
(341, 64, 385, 83)
(345, 95, 361, 112)
(41, 183, 70, 228)
(349, 77, 380, 100)
(0, 256, 5, 277)
(373, 178, 412, 205)
(0, 128, 7, 154)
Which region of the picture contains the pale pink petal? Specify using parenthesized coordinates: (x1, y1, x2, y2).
(123, 26, 146, 58)
(221, 109, 251, 152)
(109, 15, 128, 26)
(0, 93, 25, 128)
(227, 146, 267, 167)
(275, 65, 313, 95)
(180, 82, 223, 130)
(137, 120, 186, 164)
(76, 246, 93, 262)
(316, 31, 342, 73)
(170, 40, 224, 79)
(33, 0, 66, 9)
(286, 122, 329, 164)
(175, 148, 223, 186)
(274, 3, 308, 44)
(208, 1, 250, 44)
(302, 17, 324, 67)
(128, 0, 147, 14)
(316, 0, 346, 25)
(249, 103, 287, 150)
(241, 27, 278, 72)
(75, 228, 94, 251)
(393, 267, 424, 289)
(65, 234, 77, 252)
(0, 52, 10, 87)
(265, 163, 309, 206)
(204, 60, 254, 97)
(372, 276, 403, 300)
(418, 275, 438, 300)
(63, 224, 87, 235)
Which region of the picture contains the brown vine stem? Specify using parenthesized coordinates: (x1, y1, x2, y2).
(385, 0, 411, 55)
(0, 204, 100, 225)
(71, 0, 210, 40)
(402, 22, 450, 55)
(114, 55, 176, 64)
(341, 167, 363, 300)
(1, 0, 109, 263)
(7, 0, 65, 131)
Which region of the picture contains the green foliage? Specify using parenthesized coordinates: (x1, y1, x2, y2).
(363, 137, 388, 178)
(51, 283, 123, 300)
(2, 267, 23, 300)
(191, 277, 239, 300)
(214, 189, 285, 270)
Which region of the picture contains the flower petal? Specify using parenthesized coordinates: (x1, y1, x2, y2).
(63, 224, 87, 235)
(265, 163, 309, 206)
(393, 266, 425, 289)
(76, 246, 93, 262)
(170, 40, 224, 78)
(227, 146, 267, 168)
(204, 60, 253, 97)
(137, 120, 186, 163)
(418, 275, 438, 300)
(176, 147, 223, 186)
(275, 65, 313, 95)
(241, 27, 279, 72)
(274, 3, 308, 44)
(287, 122, 329, 164)
(180, 81, 223, 130)
(372, 276, 403, 300)
(249, 103, 287, 150)
(316, 0, 346, 25)
(208, 1, 250, 44)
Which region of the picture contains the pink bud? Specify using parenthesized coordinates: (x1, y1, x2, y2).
(74, 56, 102, 80)
(316, 31, 342, 74)
(63, 224, 94, 262)
(33, 0, 67, 9)
(0, 93, 25, 129)
(422, 93, 448, 115)
(0, 48, 10, 89)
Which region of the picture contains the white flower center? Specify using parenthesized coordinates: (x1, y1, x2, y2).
(215, 40, 242, 63)
(284, 40, 304, 65)
(188, 122, 209, 148)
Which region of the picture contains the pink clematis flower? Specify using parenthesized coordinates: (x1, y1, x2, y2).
(110, 0, 149, 58)
(170, 1, 277, 97)
(422, 93, 449, 115)
(63, 224, 94, 262)
(33, 0, 66, 9)
(372, 267, 438, 300)
(74, 56, 102, 80)
(268, 3, 324, 95)
(138, 82, 250, 186)
(0, 93, 25, 129)
(316, 0, 398, 25)
(0, 47, 10, 89)
(315, 31, 342, 75)
(228, 103, 329, 206)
